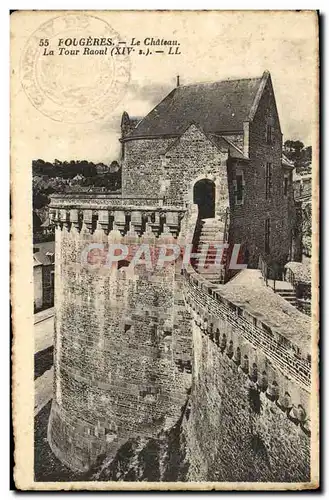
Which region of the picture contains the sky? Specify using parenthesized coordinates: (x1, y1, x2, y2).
(11, 11, 318, 165)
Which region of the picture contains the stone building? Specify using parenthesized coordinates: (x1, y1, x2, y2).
(47, 71, 311, 481)
(293, 171, 312, 201)
(33, 241, 55, 312)
(121, 70, 299, 270)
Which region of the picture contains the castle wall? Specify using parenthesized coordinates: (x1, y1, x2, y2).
(33, 264, 43, 311)
(182, 322, 310, 482)
(47, 201, 311, 480)
(48, 222, 192, 472)
(229, 78, 294, 268)
(122, 137, 175, 199)
(182, 271, 311, 482)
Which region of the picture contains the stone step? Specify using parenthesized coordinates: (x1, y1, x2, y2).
(200, 225, 224, 230)
(276, 290, 297, 307)
(197, 237, 225, 243)
(199, 278, 225, 284)
(195, 261, 227, 267)
(201, 219, 224, 225)
(200, 227, 224, 232)
(202, 219, 225, 227)
(277, 292, 296, 299)
(201, 221, 224, 226)
(196, 248, 227, 255)
(193, 218, 228, 281)
(280, 296, 296, 302)
(200, 235, 225, 240)
(195, 261, 226, 267)
(195, 271, 224, 278)
(195, 265, 224, 271)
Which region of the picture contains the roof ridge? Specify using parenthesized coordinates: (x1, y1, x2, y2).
(177, 75, 262, 89)
(124, 73, 268, 140)
(125, 88, 177, 139)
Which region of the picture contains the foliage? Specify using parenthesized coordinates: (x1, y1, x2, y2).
(32, 158, 122, 237)
(283, 141, 312, 174)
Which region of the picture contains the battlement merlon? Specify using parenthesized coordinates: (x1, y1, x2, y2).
(184, 264, 311, 391)
(49, 193, 187, 237)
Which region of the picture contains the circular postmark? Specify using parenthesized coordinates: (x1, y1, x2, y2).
(20, 13, 131, 123)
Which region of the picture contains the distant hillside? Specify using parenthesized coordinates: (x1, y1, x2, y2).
(33, 159, 122, 240)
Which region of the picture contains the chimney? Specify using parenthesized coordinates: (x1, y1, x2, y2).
(176, 75, 180, 87)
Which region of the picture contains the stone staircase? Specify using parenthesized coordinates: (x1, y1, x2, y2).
(276, 287, 297, 307)
(267, 279, 297, 307)
(193, 218, 227, 284)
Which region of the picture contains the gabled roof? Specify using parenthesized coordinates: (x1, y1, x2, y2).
(163, 123, 249, 161)
(33, 255, 42, 267)
(33, 241, 55, 266)
(41, 217, 50, 227)
(209, 135, 248, 160)
(282, 153, 295, 168)
(125, 72, 270, 140)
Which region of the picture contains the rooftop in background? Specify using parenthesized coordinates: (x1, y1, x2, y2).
(285, 260, 311, 284)
(33, 241, 55, 266)
(293, 171, 312, 182)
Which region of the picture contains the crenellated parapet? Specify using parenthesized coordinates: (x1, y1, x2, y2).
(49, 193, 186, 237)
(183, 264, 311, 435)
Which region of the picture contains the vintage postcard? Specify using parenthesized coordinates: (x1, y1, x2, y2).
(11, 10, 319, 490)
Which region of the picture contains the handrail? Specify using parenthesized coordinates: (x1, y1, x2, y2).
(285, 267, 296, 288)
(223, 207, 230, 243)
(258, 254, 268, 287)
(258, 254, 285, 292)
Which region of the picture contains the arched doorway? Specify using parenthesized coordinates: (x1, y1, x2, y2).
(193, 179, 215, 219)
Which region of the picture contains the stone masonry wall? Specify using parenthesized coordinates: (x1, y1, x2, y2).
(163, 124, 229, 215)
(182, 280, 310, 482)
(33, 264, 43, 311)
(122, 126, 230, 215)
(122, 137, 175, 199)
(228, 77, 295, 268)
(182, 321, 310, 482)
(48, 223, 192, 472)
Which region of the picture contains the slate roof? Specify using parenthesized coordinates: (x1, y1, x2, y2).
(162, 123, 249, 160)
(282, 153, 295, 168)
(209, 134, 247, 160)
(285, 261, 311, 284)
(33, 255, 42, 267)
(125, 75, 264, 140)
(33, 241, 55, 266)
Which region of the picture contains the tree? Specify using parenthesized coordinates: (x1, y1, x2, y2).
(284, 140, 304, 153)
